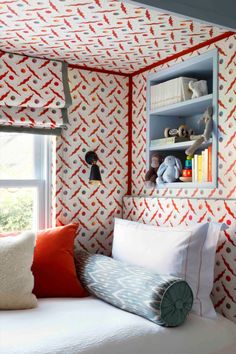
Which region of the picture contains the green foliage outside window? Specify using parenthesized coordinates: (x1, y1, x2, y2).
(0, 189, 34, 232)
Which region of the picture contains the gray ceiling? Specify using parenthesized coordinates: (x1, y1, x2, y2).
(125, 0, 236, 30)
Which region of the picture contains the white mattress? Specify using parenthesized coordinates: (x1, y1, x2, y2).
(1, 297, 236, 354)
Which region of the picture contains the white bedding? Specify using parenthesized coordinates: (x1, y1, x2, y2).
(1, 297, 236, 354)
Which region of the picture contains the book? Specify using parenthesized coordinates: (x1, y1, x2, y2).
(192, 148, 211, 183)
(205, 149, 209, 182)
(208, 145, 212, 182)
(150, 77, 197, 110)
(197, 155, 203, 182)
(201, 149, 208, 182)
(150, 136, 189, 147)
(192, 156, 195, 182)
(150, 85, 157, 110)
(193, 155, 198, 183)
(201, 150, 205, 182)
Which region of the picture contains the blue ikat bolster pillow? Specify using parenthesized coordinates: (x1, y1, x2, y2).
(77, 251, 193, 327)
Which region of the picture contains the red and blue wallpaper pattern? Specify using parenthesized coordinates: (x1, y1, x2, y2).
(54, 68, 129, 253)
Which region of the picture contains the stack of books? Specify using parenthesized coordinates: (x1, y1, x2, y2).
(192, 146, 212, 183)
(150, 77, 197, 110)
(150, 136, 189, 148)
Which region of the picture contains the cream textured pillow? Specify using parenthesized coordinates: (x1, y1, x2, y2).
(0, 231, 37, 310)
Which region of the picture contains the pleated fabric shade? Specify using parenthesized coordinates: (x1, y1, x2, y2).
(0, 51, 71, 135)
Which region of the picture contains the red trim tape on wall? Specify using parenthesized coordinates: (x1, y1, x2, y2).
(127, 75, 133, 195)
(69, 64, 130, 77)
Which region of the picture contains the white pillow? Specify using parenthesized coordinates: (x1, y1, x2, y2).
(0, 231, 37, 310)
(112, 218, 222, 318)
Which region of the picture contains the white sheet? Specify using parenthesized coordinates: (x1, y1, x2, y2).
(1, 297, 236, 354)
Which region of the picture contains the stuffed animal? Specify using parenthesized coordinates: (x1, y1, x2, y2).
(189, 80, 208, 99)
(145, 153, 163, 187)
(185, 107, 213, 156)
(156, 156, 182, 184)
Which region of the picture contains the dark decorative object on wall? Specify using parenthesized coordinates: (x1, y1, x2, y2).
(85, 151, 102, 185)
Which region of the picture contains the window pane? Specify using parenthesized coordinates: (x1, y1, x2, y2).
(0, 133, 35, 179)
(0, 188, 37, 232)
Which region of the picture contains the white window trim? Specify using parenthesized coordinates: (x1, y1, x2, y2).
(0, 134, 52, 231)
(34, 135, 52, 230)
(43, 136, 53, 229)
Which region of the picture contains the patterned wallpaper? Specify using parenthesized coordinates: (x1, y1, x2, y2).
(126, 34, 236, 323)
(131, 35, 236, 200)
(52, 35, 236, 322)
(0, 51, 67, 108)
(0, 0, 226, 73)
(0, 51, 68, 129)
(54, 68, 128, 253)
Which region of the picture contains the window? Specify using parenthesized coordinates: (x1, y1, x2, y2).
(0, 133, 51, 233)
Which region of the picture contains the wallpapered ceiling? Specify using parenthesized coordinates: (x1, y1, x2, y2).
(0, 0, 226, 73)
(131, 35, 236, 200)
(55, 68, 128, 253)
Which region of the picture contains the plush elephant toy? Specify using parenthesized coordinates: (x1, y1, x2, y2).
(157, 156, 182, 184)
(189, 80, 208, 99)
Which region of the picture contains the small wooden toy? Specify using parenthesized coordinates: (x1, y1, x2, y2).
(164, 124, 193, 139)
(180, 155, 193, 182)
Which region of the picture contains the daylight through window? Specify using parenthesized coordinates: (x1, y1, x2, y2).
(0, 133, 51, 233)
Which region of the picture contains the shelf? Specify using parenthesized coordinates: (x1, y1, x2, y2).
(146, 50, 218, 190)
(150, 139, 212, 151)
(149, 94, 213, 117)
(156, 182, 213, 189)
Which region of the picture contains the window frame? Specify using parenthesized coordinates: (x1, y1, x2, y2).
(0, 134, 52, 230)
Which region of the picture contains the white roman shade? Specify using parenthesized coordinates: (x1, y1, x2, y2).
(0, 52, 72, 135)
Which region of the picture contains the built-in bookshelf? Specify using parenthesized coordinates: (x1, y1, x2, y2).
(149, 139, 212, 152)
(146, 49, 218, 189)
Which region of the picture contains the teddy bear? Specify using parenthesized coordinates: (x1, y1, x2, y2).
(145, 153, 163, 188)
(156, 155, 182, 184)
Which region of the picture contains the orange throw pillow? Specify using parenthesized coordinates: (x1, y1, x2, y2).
(32, 224, 87, 298)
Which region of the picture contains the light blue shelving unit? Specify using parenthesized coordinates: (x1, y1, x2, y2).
(149, 94, 213, 117)
(150, 139, 212, 152)
(146, 49, 218, 189)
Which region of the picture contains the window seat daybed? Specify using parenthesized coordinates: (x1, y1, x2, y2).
(1, 297, 236, 354)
